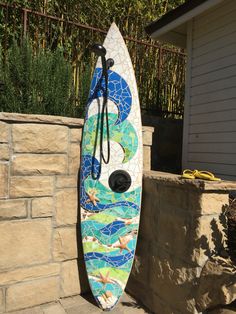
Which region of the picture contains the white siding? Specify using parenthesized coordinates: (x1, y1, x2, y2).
(184, 0, 236, 180)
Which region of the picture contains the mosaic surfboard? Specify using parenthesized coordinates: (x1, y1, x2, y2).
(80, 22, 143, 310)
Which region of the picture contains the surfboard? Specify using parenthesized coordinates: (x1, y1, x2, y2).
(80, 22, 143, 310)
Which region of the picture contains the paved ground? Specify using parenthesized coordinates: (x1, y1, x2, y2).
(10, 293, 151, 314)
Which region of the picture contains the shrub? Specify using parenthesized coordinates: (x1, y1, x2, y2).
(0, 39, 83, 117)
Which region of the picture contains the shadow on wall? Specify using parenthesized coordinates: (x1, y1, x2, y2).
(76, 166, 91, 295)
(126, 175, 236, 314)
(142, 115, 183, 174)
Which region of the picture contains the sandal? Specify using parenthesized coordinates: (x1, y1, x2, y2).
(181, 169, 195, 179)
(193, 170, 221, 181)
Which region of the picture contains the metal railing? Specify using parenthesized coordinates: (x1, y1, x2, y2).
(0, 3, 186, 118)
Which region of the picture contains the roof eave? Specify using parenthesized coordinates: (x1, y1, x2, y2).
(146, 0, 224, 48)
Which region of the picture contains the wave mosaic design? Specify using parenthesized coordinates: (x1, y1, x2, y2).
(80, 23, 143, 310)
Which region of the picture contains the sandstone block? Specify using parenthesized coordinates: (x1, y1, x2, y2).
(143, 146, 150, 170)
(0, 144, 9, 160)
(56, 176, 77, 189)
(127, 278, 180, 314)
(0, 199, 27, 219)
(68, 143, 80, 175)
(6, 277, 59, 311)
(0, 289, 3, 313)
(0, 219, 51, 270)
(32, 197, 54, 218)
(55, 189, 77, 226)
(142, 127, 153, 146)
(148, 247, 201, 290)
(200, 193, 229, 215)
(192, 215, 225, 267)
(139, 178, 159, 240)
(70, 128, 82, 142)
(196, 257, 236, 311)
(151, 290, 185, 314)
(0, 122, 9, 143)
(12, 124, 68, 153)
(61, 260, 81, 297)
(12, 154, 68, 175)
(0, 163, 8, 199)
(10, 176, 54, 198)
(53, 227, 77, 261)
(147, 259, 197, 313)
(159, 185, 188, 212)
(156, 208, 189, 256)
(0, 263, 60, 286)
(131, 237, 150, 286)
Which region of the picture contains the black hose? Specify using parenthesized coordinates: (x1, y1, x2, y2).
(91, 57, 111, 180)
(100, 56, 110, 164)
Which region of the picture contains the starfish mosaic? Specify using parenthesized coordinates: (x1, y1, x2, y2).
(102, 290, 113, 301)
(98, 271, 113, 285)
(114, 236, 131, 253)
(86, 189, 100, 206)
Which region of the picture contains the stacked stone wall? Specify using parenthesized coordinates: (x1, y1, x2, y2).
(127, 172, 236, 314)
(0, 112, 153, 312)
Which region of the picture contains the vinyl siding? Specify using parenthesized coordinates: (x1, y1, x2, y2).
(184, 0, 236, 180)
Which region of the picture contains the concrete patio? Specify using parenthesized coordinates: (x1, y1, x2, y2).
(8, 293, 151, 314)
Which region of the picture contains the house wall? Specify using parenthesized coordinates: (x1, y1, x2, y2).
(183, 0, 236, 180)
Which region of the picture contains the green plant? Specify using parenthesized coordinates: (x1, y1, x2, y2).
(0, 39, 81, 116)
(0, 0, 186, 118)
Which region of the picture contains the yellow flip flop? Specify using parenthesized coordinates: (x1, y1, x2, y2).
(181, 169, 195, 179)
(193, 170, 221, 181)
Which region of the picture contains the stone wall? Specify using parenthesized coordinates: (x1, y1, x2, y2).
(0, 112, 153, 313)
(127, 171, 236, 314)
(1, 112, 235, 314)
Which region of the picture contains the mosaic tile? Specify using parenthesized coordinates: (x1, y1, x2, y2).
(80, 22, 142, 310)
